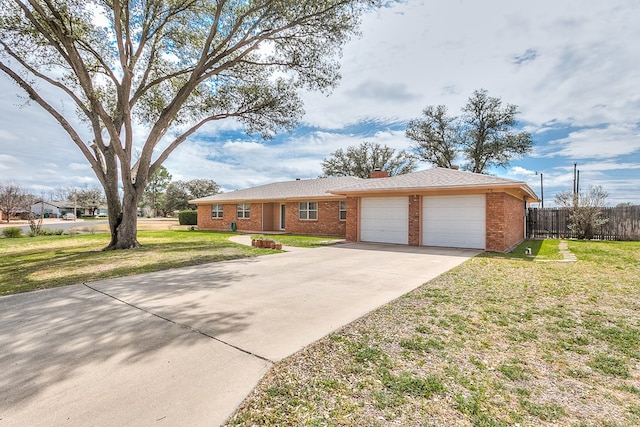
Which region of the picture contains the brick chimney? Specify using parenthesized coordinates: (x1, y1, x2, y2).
(369, 168, 389, 178)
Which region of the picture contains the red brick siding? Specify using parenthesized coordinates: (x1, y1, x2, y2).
(345, 197, 358, 242)
(486, 193, 525, 252)
(503, 193, 526, 250)
(284, 200, 346, 236)
(197, 200, 346, 236)
(408, 195, 421, 246)
(197, 203, 263, 232)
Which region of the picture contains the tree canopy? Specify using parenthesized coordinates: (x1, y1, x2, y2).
(142, 165, 172, 217)
(0, 0, 381, 249)
(70, 186, 106, 213)
(164, 178, 220, 213)
(406, 89, 533, 174)
(321, 141, 417, 178)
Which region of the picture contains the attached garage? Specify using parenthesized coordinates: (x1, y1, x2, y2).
(360, 197, 408, 244)
(423, 195, 486, 249)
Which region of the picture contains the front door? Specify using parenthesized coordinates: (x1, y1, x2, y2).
(280, 203, 286, 230)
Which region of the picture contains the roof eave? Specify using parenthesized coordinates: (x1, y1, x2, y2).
(190, 194, 346, 205)
(331, 182, 539, 198)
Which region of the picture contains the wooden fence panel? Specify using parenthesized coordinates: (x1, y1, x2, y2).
(527, 206, 640, 241)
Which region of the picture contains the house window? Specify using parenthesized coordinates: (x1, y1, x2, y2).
(237, 203, 250, 219)
(211, 204, 223, 219)
(299, 201, 318, 220)
(339, 200, 347, 221)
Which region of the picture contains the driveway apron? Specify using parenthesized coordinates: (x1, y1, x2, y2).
(0, 242, 478, 426)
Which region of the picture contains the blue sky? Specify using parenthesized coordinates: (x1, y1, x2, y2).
(1, 0, 639, 206)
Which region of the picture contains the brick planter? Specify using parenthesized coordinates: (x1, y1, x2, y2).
(252, 239, 282, 250)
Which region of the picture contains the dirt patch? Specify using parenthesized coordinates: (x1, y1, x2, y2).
(136, 218, 182, 230)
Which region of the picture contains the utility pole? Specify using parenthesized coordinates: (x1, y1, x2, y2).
(540, 172, 544, 208)
(573, 163, 578, 207)
(536, 171, 544, 208)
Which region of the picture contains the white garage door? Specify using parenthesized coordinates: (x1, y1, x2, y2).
(360, 197, 408, 244)
(423, 195, 486, 249)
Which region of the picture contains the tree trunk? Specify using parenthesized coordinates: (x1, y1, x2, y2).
(104, 186, 141, 250)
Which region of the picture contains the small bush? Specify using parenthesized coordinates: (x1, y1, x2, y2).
(179, 210, 198, 225)
(2, 227, 23, 238)
(41, 228, 64, 236)
(82, 226, 98, 234)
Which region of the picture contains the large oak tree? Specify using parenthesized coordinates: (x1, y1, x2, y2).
(406, 89, 533, 174)
(0, 0, 380, 249)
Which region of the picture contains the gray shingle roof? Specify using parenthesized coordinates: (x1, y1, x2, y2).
(329, 167, 531, 194)
(190, 168, 538, 204)
(190, 176, 362, 203)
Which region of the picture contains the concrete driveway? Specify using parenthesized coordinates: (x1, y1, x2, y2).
(0, 241, 478, 426)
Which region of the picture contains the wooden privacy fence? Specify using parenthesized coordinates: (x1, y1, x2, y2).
(527, 206, 640, 241)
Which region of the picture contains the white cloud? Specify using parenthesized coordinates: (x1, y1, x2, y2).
(543, 124, 640, 159)
(68, 163, 91, 171)
(508, 166, 537, 177)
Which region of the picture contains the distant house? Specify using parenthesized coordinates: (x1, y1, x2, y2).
(190, 167, 539, 252)
(31, 201, 75, 218)
(30, 200, 108, 218)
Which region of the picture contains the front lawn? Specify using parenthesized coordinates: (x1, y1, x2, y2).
(228, 240, 640, 426)
(0, 231, 264, 296)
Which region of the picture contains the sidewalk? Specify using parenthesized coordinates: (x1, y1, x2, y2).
(0, 218, 85, 228)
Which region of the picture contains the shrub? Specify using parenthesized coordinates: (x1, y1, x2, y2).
(2, 227, 23, 238)
(82, 226, 98, 234)
(41, 228, 64, 236)
(178, 210, 198, 226)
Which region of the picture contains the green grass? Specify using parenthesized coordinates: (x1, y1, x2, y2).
(227, 240, 640, 426)
(252, 234, 343, 248)
(0, 230, 263, 295)
(481, 239, 563, 260)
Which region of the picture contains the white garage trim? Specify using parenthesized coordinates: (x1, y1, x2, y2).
(423, 195, 486, 249)
(360, 197, 408, 244)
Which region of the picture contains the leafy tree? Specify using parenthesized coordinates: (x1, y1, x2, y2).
(321, 141, 417, 178)
(407, 89, 533, 173)
(555, 185, 609, 239)
(0, 182, 24, 222)
(186, 179, 220, 200)
(163, 181, 191, 213)
(164, 179, 220, 213)
(70, 186, 106, 215)
(0, 0, 380, 249)
(405, 105, 458, 168)
(143, 166, 172, 217)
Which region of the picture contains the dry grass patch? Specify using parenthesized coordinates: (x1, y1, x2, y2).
(228, 240, 640, 426)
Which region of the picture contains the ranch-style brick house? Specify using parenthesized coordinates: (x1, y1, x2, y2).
(190, 167, 539, 252)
